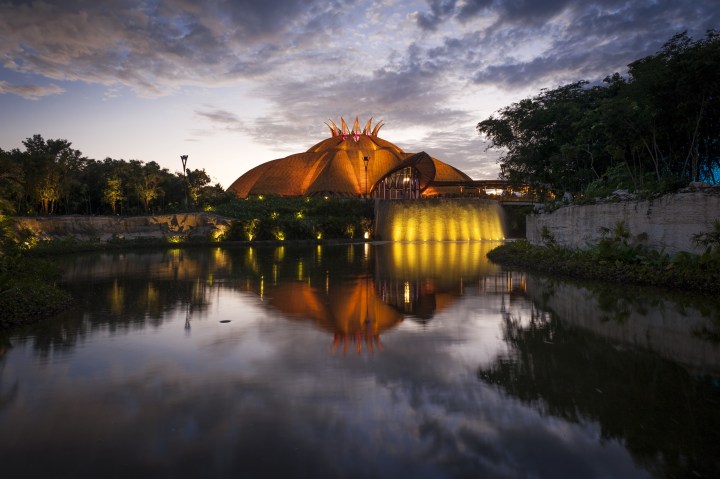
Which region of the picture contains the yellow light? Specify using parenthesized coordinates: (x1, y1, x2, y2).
(211, 224, 228, 242)
(167, 235, 183, 243)
(295, 211, 304, 219)
(378, 199, 505, 241)
(316, 231, 323, 240)
(364, 231, 370, 239)
(270, 212, 279, 219)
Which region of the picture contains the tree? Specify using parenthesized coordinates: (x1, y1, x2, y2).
(187, 168, 211, 207)
(477, 30, 720, 195)
(103, 177, 124, 215)
(135, 162, 164, 213)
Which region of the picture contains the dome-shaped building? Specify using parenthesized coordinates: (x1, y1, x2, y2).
(227, 117, 471, 198)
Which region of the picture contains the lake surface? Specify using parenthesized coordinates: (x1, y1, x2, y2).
(1, 242, 719, 478)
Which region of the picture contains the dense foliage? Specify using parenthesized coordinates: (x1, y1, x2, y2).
(487, 221, 720, 292)
(478, 31, 720, 197)
(215, 196, 374, 241)
(0, 135, 232, 216)
(0, 214, 71, 328)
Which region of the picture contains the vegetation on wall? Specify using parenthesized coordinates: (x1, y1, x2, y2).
(478, 31, 720, 198)
(487, 221, 720, 292)
(215, 196, 374, 241)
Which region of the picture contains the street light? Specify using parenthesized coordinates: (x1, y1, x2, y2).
(363, 156, 369, 198)
(180, 155, 189, 210)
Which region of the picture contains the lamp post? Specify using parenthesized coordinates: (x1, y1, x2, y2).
(363, 156, 369, 198)
(180, 155, 189, 210)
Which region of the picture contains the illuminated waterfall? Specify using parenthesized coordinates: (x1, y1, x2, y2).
(375, 198, 505, 241)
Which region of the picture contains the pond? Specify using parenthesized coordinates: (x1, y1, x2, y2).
(1, 242, 718, 478)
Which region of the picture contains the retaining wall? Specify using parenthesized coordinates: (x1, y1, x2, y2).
(526, 189, 720, 254)
(14, 213, 233, 242)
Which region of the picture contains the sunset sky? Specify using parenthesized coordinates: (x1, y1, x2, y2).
(1, 0, 717, 188)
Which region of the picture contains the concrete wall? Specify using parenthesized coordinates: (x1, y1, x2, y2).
(15, 213, 233, 242)
(527, 189, 720, 254)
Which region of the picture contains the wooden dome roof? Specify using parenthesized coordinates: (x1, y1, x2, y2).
(227, 117, 470, 198)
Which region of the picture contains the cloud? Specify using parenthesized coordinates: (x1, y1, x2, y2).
(413, 0, 720, 90)
(2, 0, 717, 178)
(195, 108, 244, 129)
(0, 80, 65, 100)
(0, 0, 345, 97)
(415, 0, 458, 31)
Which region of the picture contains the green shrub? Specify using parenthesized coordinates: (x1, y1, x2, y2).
(215, 197, 374, 241)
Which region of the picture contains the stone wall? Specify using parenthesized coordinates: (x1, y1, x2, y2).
(527, 189, 720, 254)
(14, 213, 233, 242)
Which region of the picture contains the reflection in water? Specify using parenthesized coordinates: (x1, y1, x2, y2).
(477, 275, 720, 477)
(479, 305, 720, 478)
(522, 276, 720, 375)
(0, 244, 718, 478)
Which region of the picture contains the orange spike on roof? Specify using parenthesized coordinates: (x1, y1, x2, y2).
(371, 120, 384, 136)
(363, 117, 373, 135)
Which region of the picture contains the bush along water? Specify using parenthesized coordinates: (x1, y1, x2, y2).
(487, 221, 720, 292)
(0, 213, 71, 329)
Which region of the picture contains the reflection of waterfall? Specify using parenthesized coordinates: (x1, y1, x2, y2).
(373, 241, 515, 320)
(374, 198, 505, 241)
(375, 241, 502, 282)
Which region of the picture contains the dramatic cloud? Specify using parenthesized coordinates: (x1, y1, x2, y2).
(0, 0, 717, 181)
(0, 0, 346, 96)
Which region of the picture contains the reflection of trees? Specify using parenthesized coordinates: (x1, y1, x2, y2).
(478, 309, 720, 478)
(0, 336, 18, 412)
(22, 249, 219, 357)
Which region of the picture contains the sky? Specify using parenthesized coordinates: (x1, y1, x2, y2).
(1, 0, 718, 188)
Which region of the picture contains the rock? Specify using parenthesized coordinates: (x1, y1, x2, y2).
(610, 189, 637, 200)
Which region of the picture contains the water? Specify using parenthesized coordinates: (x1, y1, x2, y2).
(0, 243, 718, 478)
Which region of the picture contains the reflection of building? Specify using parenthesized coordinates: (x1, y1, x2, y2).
(227, 117, 471, 198)
(264, 277, 403, 355)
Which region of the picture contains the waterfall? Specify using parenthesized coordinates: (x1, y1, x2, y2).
(374, 198, 505, 241)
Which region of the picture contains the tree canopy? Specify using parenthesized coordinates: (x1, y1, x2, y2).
(477, 31, 720, 197)
(0, 135, 231, 216)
